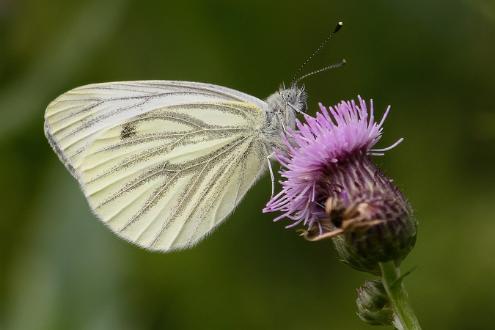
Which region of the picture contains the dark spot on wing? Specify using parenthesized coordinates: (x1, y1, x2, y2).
(121, 123, 137, 140)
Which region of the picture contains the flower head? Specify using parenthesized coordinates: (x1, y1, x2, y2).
(264, 97, 416, 272)
(264, 96, 395, 228)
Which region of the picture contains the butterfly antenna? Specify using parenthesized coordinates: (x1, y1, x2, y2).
(295, 58, 347, 83)
(291, 21, 344, 84)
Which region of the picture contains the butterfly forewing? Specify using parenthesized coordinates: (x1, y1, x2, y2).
(44, 81, 269, 251)
(44, 81, 266, 178)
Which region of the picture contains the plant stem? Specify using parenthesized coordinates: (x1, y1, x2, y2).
(379, 261, 421, 330)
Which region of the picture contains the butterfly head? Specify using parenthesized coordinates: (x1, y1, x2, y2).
(266, 84, 307, 132)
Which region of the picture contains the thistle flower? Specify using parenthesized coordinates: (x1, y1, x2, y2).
(264, 97, 416, 272)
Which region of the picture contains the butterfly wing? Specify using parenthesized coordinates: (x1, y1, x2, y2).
(44, 81, 269, 251)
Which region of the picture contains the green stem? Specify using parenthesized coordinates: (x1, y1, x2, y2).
(379, 262, 422, 330)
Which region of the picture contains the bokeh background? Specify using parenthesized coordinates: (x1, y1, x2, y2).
(1, 0, 495, 329)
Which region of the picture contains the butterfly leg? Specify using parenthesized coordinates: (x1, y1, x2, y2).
(267, 156, 275, 197)
(277, 112, 287, 132)
(262, 145, 275, 197)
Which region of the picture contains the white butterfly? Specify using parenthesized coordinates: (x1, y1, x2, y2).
(44, 81, 307, 251)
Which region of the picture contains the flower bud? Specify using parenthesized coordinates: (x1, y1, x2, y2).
(356, 280, 393, 325)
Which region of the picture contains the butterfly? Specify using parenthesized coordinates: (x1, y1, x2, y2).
(44, 81, 307, 252)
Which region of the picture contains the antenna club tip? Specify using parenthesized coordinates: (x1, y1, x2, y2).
(342, 58, 347, 64)
(338, 21, 344, 26)
(334, 21, 344, 33)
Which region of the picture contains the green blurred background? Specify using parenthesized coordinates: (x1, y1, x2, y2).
(1, 0, 495, 329)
